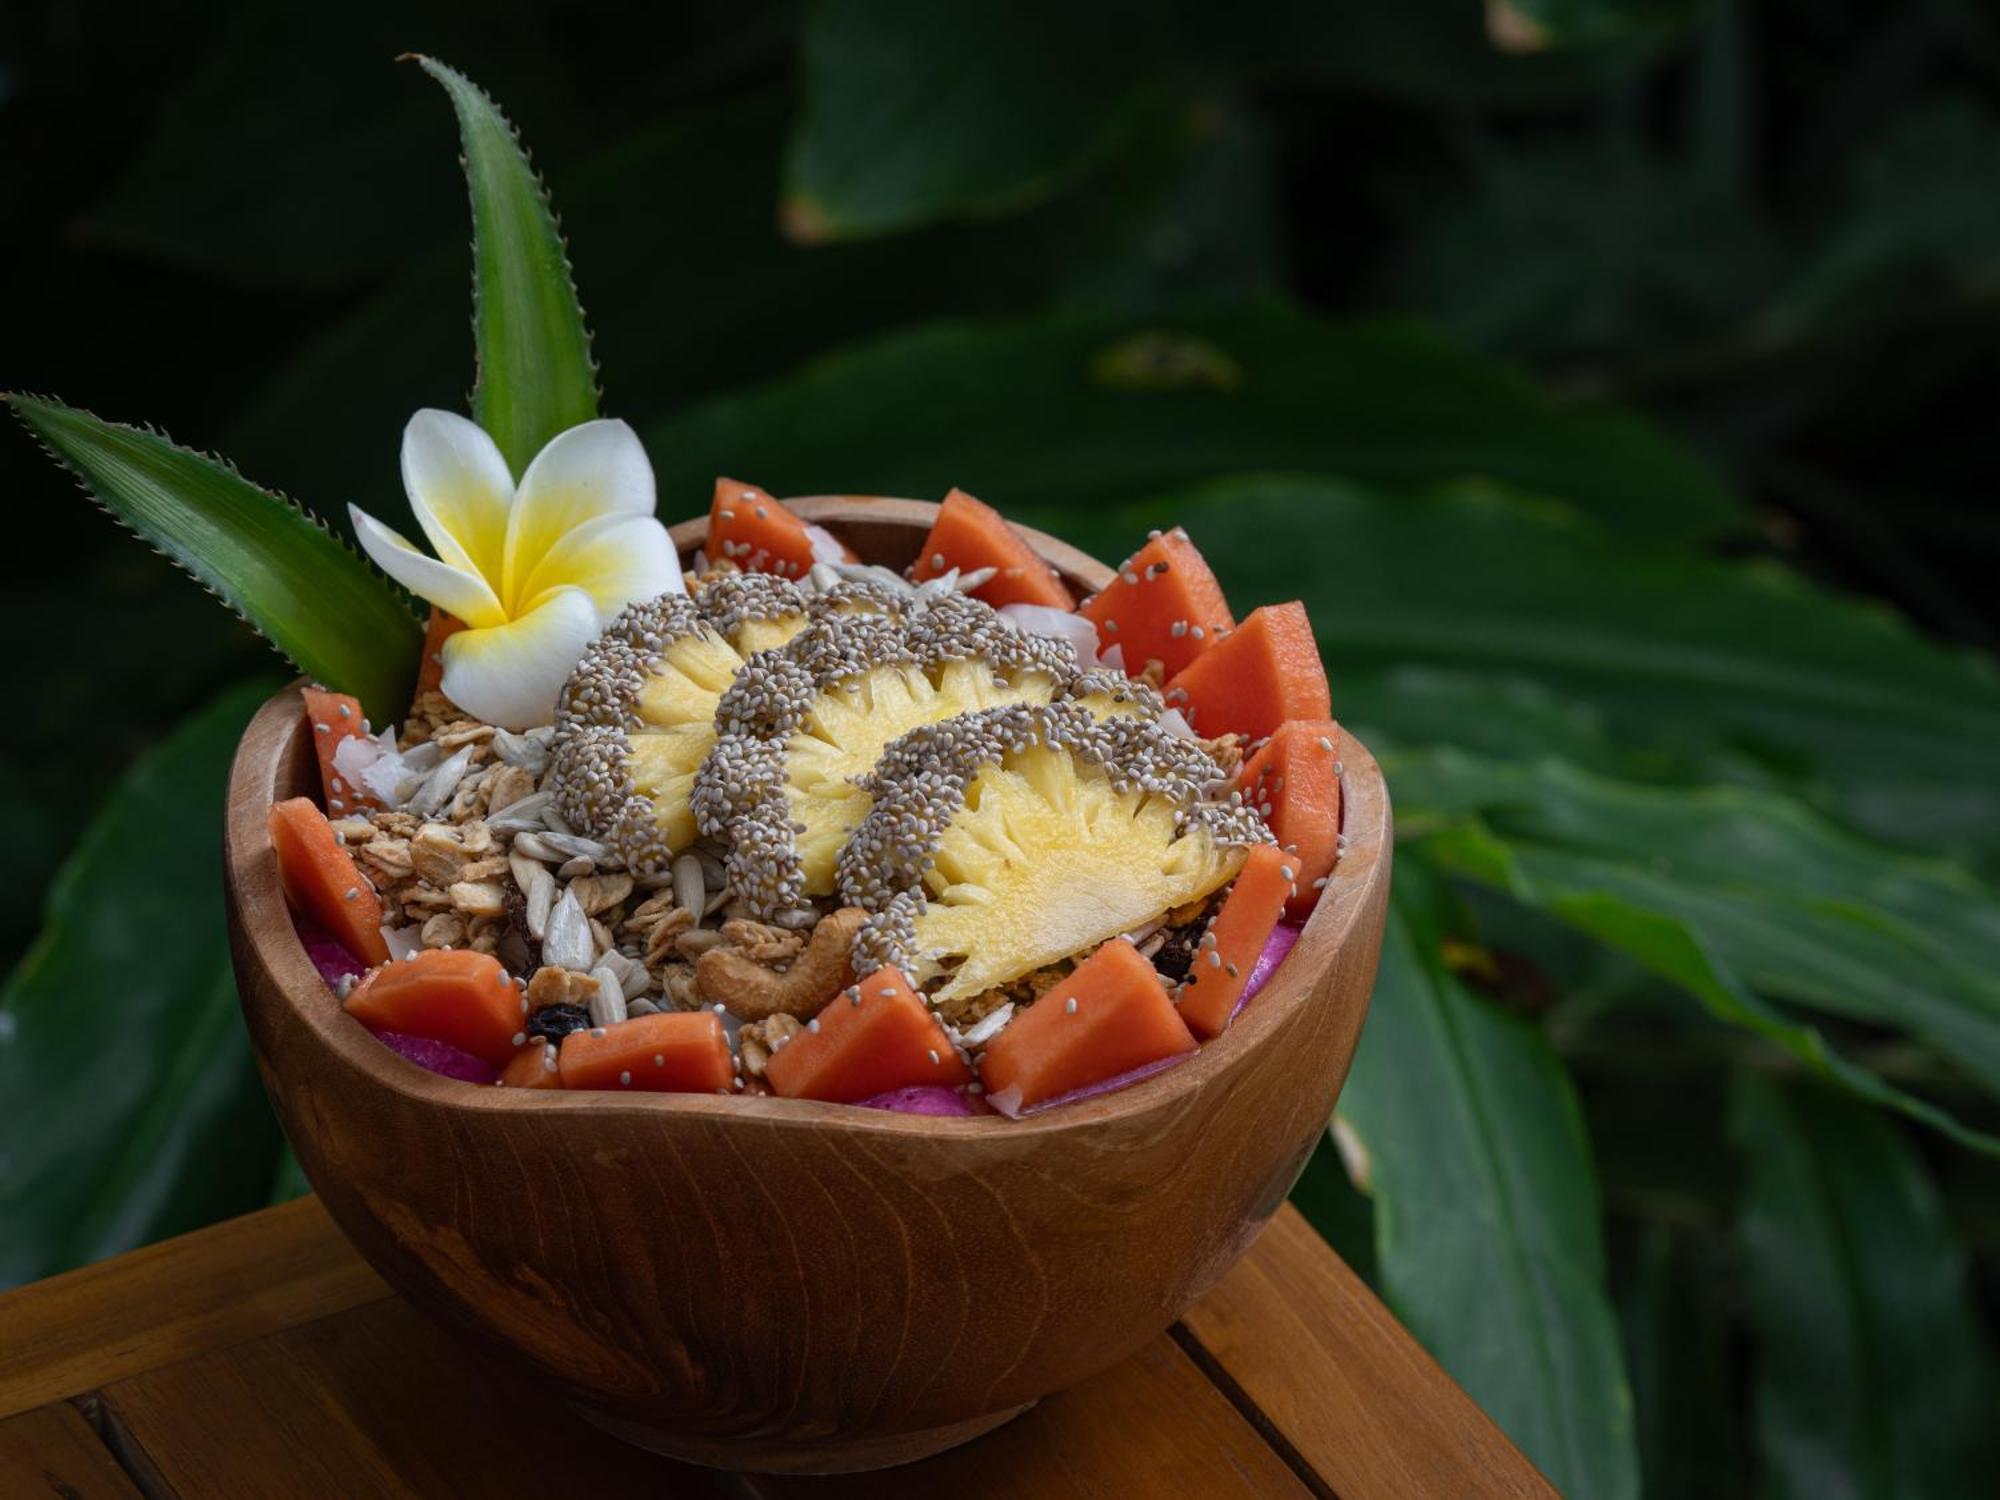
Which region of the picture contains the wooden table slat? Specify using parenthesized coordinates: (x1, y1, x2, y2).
(2, 1195, 1553, 1498)
(0, 1196, 389, 1421)
(1181, 1206, 1558, 1500)
(0, 1401, 144, 1500)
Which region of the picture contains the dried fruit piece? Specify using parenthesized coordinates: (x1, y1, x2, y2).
(909, 488, 1074, 610)
(979, 938, 1196, 1116)
(845, 702, 1269, 1005)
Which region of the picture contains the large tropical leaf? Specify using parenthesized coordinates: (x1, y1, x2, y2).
(1730, 1077, 1996, 1497)
(1394, 747, 2000, 1150)
(1033, 476, 2000, 866)
(0, 680, 284, 1288)
(783, 0, 1167, 242)
(1337, 864, 1639, 1499)
(417, 57, 599, 476)
(7, 396, 419, 724)
(645, 301, 1742, 545)
(224, 94, 1279, 529)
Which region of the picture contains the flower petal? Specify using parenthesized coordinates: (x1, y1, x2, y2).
(400, 409, 514, 584)
(517, 513, 685, 623)
(438, 586, 601, 730)
(350, 505, 506, 628)
(504, 419, 656, 609)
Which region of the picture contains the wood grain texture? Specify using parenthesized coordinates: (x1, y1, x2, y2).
(1181, 1206, 1558, 1499)
(0, 1403, 144, 1500)
(0, 1194, 388, 1420)
(221, 497, 1393, 1471)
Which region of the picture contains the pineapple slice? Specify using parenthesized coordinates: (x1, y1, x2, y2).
(550, 578, 809, 871)
(784, 659, 1055, 892)
(695, 593, 1082, 917)
(845, 702, 1270, 1005)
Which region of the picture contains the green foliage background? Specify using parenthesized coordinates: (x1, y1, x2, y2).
(6, 2, 2000, 1493)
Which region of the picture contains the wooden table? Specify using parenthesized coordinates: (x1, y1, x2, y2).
(0, 1198, 1553, 1498)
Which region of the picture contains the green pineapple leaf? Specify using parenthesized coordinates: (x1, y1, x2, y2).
(415, 56, 599, 476)
(8, 395, 419, 723)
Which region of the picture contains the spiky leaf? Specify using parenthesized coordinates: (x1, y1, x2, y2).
(417, 56, 598, 476)
(8, 395, 419, 723)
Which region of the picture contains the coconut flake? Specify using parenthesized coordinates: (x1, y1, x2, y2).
(960, 1003, 1014, 1046)
(999, 603, 1101, 667)
(382, 923, 423, 962)
(1159, 707, 1197, 740)
(804, 523, 849, 564)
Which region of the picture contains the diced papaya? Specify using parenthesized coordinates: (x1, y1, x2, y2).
(1078, 528, 1234, 681)
(268, 797, 390, 966)
(416, 607, 466, 699)
(558, 1010, 735, 1093)
(1177, 844, 1297, 1039)
(301, 687, 379, 816)
(707, 477, 852, 579)
(1238, 720, 1344, 921)
(500, 1042, 564, 1089)
(909, 488, 1075, 610)
(979, 938, 1196, 1116)
(766, 967, 970, 1104)
(1164, 601, 1328, 742)
(343, 948, 525, 1066)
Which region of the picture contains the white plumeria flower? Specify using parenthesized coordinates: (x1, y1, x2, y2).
(350, 410, 683, 729)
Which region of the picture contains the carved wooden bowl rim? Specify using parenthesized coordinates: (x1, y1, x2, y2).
(226, 495, 1390, 1141)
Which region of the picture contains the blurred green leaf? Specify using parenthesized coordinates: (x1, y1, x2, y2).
(1340, 863, 1639, 1499)
(7, 395, 419, 724)
(1492, 0, 1693, 51)
(784, 0, 1166, 241)
(417, 57, 598, 476)
(1730, 1077, 1996, 1497)
(0, 680, 283, 1288)
(1037, 476, 2000, 865)
(224, 95, 1282, 528)
(1397, 748, 2000, 1150)
(647, 302, 1743, 544)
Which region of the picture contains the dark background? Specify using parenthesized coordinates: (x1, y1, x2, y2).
(6, 3, 1999, 1495)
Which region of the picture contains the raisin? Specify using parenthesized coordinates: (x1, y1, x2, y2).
(1153, 927, 1199, 983)
(526, 1003, 591, 1043)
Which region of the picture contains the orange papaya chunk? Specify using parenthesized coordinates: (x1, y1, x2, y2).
(707, 476, 851, 579)
(979, 937, 1196, 1116)
(557, 1010, 734, 1093)
(301, 687, 380, 816)
(1238, 720, 1343, 921)
(268, 797, 390, 966)
(415, 607, 466, 699)
(1077, 527, 1234, 680)
(909, 488, 1075, 609)
(766, 966, 970, 1104)
(500, 1041, 564, 1089)
(1164, 601, 1328, 742)
(1177, 844, 1297, 1039)
(343, 948, 524, 1065)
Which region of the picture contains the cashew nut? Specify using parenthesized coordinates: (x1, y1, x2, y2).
(696, 908, 868, 1020)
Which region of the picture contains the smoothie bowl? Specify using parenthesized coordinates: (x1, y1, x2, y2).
(223, 490, 1390, 1473)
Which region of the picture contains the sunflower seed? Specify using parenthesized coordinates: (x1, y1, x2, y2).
(512, 830, 560, 862)
(526, 866, 556, 940)
(543, 888, 595, 971)
(960, 1003, 1014, 1046)
(490, 728, 553, 777)
(486, 790, 553, 835)
(557, 855, 596, 879)
(587, 964, 628, 1027)
(672, 853, 706, 919)
(405, 745, 474, 817)
(541, 830, 615, 864)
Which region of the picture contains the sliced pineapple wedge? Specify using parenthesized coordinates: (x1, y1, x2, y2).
(550, 577, 808, 872)
(695, 593, 1083, 918)
(846, 702, 1270, 1005)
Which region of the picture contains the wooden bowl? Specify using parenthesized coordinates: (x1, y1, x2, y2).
(223, 497, 1392, 1474)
